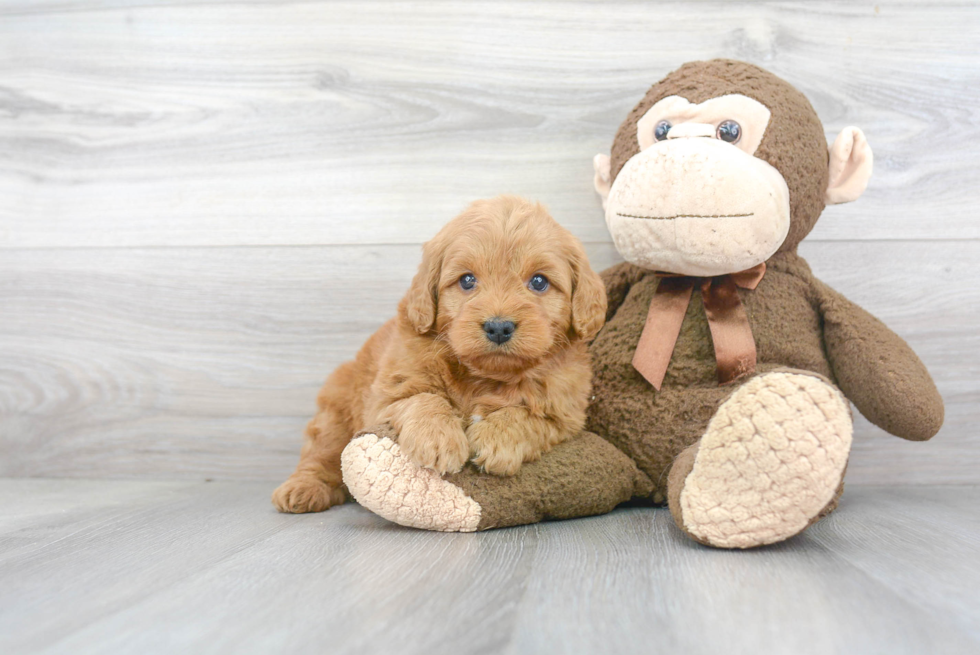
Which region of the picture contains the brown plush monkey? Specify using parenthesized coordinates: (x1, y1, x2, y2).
(340, 60, 943, 548)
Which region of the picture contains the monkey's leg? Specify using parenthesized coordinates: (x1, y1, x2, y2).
(341, 426, 650, 532)
(666, 370, 851, 549)
(272, 405, 352, 514)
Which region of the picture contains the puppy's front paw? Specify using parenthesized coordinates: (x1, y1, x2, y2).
(398, 419, 469, 475)
(272, 474, 345, 513)
(468, 417, 526, 476)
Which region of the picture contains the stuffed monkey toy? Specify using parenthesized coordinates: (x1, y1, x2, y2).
(340, 60, 943, 548)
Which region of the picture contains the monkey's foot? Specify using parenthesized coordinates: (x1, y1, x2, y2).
(341, 433, 482, 532)
(668, 371, 852, 549)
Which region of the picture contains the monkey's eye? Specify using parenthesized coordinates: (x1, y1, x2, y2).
(528, 274, 549, 292)
(654, 120, 672, 141)
(716, 120, 741, 144)
(459, 274, 477, 291)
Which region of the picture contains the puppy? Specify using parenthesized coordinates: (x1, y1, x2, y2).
(272, 196, 606, 514)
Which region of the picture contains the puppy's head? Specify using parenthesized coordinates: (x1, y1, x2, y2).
(399, 196, 606, 377)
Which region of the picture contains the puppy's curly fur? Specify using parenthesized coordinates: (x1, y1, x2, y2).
(273, 196, 606, 513)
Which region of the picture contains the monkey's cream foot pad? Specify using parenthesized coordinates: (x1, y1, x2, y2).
(341, 434, 482, 532)
(678, 372, 853, 549)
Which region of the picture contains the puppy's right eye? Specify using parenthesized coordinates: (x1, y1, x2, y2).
(459, 274, 477, 291)
(528, 274, 549, 292)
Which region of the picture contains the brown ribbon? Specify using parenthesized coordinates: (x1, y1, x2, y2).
(632, 263, 766, 390)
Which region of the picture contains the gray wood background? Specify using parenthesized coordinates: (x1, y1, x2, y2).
(1, 0, 977, 484)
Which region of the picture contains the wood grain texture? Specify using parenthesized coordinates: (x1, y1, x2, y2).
(1, 240, 976, 483)
(0, 1, 978, 248)
(0, 479, 978, 654)
(0, 1, 978, 483)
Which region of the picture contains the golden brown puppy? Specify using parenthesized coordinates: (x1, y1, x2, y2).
(272, 196, 606, 514)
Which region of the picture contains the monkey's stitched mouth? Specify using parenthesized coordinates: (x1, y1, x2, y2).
(616, 212, 755, 220)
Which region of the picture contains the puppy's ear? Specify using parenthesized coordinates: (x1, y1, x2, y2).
(568, 240, 607, 341)
(399, 237, 444, 334)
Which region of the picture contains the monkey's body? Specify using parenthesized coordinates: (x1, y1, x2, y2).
(589, 253, 833, 504)
(339, 60, 943, 548)
(586, 252, 942, 547)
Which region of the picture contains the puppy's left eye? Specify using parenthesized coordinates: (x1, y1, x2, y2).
(459, 273, 477, 291)
(528, 274, 549, 292)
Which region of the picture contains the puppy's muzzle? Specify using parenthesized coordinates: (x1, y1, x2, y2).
(483, 318, 516, 344)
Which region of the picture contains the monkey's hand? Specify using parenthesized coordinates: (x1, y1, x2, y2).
(814, 279, 943, 441)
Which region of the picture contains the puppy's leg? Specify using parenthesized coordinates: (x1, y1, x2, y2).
(272, 406, 351, 514)
(468, 408, 570, 476)
(382, 393, 469, 474)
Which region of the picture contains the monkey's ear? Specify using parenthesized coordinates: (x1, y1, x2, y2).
(825, 127, 873, 205)
(593, 154, 612, 207)
(399, 238, 443, 334)
(569, 245, 608, 341)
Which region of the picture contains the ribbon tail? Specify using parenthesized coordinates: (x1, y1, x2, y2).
(632, 278, 694, 390)
(702, 276, 757, 385)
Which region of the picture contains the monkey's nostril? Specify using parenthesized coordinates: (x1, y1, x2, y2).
(483, 319, 516, 344)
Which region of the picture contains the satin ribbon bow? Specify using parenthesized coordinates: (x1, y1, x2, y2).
(632, 263, 766, 391)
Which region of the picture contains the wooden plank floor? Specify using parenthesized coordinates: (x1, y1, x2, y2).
(2, 480, 978, 654)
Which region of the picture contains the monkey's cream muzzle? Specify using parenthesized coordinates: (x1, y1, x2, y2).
(604, 137, 790, 277)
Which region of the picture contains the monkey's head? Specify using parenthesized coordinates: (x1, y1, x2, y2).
(594, 59, 873, 277)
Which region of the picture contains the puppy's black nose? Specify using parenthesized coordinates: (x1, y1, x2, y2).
(483, 319, 516, 344)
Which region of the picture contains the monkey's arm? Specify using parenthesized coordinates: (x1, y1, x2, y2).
(600, 262, 649, 321)
(812, 278, 943, 441)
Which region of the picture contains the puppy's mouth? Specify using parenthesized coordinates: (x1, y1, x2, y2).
(473, 346, 531, 363)
(466, 348, 539, 376)
(445, 316, 553, 378)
